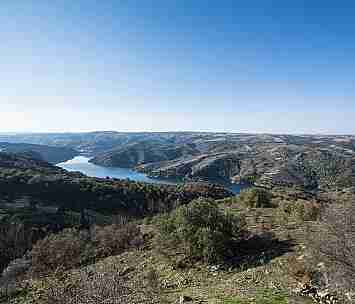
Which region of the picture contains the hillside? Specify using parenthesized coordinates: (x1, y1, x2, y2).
(0, 142, 78, 164)
(0, 152, 232, 274)
(90, 141, 199, 168)
(1, 132, 354, 191)
(0, 152, 232, 215)
(2, 185, 353, 303)
(137, 145, 355, 191)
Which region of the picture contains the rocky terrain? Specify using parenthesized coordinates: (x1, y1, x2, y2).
(0, 151, 354, 303)
(1, 132, 355, 191)
(136, 137, 355, 191)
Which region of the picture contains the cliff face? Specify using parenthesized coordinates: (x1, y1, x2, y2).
(136, 153, 242, 182)
(190, 153, 241, 180)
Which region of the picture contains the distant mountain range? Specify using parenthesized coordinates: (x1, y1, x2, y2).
(0, 131, 354, 190)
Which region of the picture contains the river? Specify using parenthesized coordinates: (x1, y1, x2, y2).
(57, 156, 247, 194)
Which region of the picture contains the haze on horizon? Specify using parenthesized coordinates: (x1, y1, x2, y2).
(1, 1, 355, 134)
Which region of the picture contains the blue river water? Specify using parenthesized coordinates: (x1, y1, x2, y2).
(57, 156, 247, 194)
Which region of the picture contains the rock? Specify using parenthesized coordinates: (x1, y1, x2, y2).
(179, 295, 193, 303)
(207, 265, 221, 272)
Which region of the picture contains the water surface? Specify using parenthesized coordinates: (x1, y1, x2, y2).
(57, 156, 176, 185)
(58, 156, 247, 193)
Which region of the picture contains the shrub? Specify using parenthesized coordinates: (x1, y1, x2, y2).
(31, 267, 150, 304)
(307, 200, 355, 293)
(274, 199, 321, 226)
(0, 223, 33, 273)
(30, 229, 94, 275)
(239, 188, 273, 208)
(156, 199, 246, 264)
(285, 255, 319, 284)
(91, 223, 144, 258)
(30, 223, 144, 276)
(13, 265, 162, 304)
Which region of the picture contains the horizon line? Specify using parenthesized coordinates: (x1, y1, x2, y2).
(0, 130, 354, 137)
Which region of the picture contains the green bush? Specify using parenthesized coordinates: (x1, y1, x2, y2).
(156, 199, 246, 264)
(239, 188, 273, 208)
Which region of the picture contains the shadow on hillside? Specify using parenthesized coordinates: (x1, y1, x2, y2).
(226, 233, 295, 269)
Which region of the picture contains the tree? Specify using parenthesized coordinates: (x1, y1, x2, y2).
(156, 199, 246, 263)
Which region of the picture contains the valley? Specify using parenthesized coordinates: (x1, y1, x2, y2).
(2, 3, 355, 302)
(1, 132, 354, 191)
(0, 132, 354, 303)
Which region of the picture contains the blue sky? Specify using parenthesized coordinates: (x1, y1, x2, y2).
(1, 1, 355, 133)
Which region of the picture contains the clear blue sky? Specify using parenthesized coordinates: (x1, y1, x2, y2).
(1, 1, 354, 134)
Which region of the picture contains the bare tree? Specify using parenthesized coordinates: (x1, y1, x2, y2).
(0, 223, 33, 272)
(308, 199, 355, 294)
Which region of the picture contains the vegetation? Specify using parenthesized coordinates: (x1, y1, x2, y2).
(0, 152, 232, 217)
(0, 223, 33, 274)
(1, 151, 355, 303)
(0, 142, 77, 164)
(224, 289, 288, 304)
(0, 152, 232, 273)
(91, 140, 199, 168)
(307, 199, 355, 293)
(30, 223, 143, 276)
(6, 265, 157, 304)
(238, 188, 273, 208)
(156, 198, 246, 263)
(0, 207, 108, 275)
(272, 199, 321, 227)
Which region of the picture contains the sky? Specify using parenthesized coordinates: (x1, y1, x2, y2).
(1, 1, 355, 134)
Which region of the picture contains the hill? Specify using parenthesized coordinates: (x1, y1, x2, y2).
(1, 132, 354, 191)
(3, 185, 352, 303)
(0, 142, 78, 164)
(90, 141, 199, 168)
(0, 152, 232, 274)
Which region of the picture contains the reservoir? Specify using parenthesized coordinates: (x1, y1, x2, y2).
(57, 156, 247, 194)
